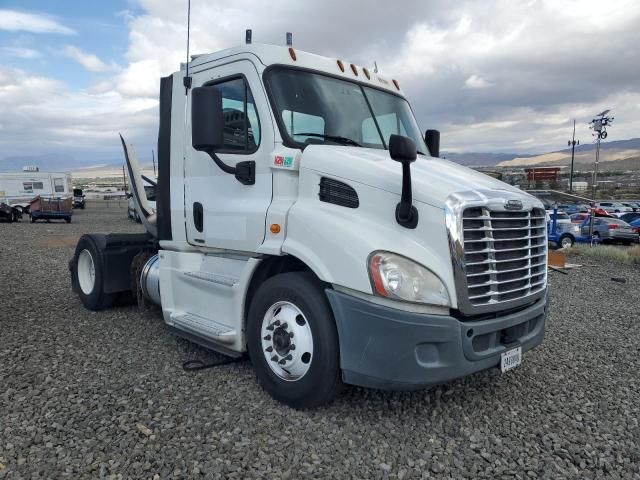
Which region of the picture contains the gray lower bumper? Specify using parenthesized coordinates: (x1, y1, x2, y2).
(326, 290, 547, 390)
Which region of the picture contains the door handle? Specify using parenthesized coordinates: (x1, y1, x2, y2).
(193, 202, 203, 232)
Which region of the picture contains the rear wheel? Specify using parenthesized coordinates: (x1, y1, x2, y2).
(247, 272, 341, 409)
(559, 234, 574, 248)
(72, 236, 116, 310)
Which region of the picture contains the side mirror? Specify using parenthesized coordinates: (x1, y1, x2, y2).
(191, 86, 224, 151)
(425, 129, 440, 158)
(388, 134, 418, 229)
(389, 134, 417, 163)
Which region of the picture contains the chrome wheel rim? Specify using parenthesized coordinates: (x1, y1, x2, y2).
(78, 249, 96, 295)
(561, 237, 572, 248)
(260, 301, 313, 381)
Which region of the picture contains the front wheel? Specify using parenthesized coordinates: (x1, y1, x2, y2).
(247, 272, 342, 409)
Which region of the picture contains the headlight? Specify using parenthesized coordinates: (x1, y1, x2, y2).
(368, 252, 450, 306)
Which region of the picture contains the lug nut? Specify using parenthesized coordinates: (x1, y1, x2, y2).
(280, 322, 288, 329)
(271, 355, 278, 362)
(263, 335, 271, 341)
(267, 324, 274, 331)
(289, 332, 294, 338)
(288, 344, 296, 351)
(274, 320, 281, 326)
(283, 354, 293, 361)
(265, 346, 273, 353)
(278, 358, 287, 365)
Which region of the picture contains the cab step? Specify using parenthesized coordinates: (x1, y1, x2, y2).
(170, 312, 237, 344)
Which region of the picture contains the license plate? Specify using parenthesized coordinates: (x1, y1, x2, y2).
(501, 347, 522, 373)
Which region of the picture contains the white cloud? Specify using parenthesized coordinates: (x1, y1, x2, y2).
(0, 9, 75, 35)
(465, 74, 492, 89)
(63, 46, 120, 73)
(3, 47, 41, 59)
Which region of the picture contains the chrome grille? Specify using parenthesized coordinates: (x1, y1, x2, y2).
(461, 207, 547, 307)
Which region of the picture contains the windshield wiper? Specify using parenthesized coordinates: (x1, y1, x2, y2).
(294, 132, 362, 147)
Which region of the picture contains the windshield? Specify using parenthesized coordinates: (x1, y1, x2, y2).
(265, 68, 428, 155)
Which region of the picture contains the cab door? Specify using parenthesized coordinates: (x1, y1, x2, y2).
(184, 59, 274, 252)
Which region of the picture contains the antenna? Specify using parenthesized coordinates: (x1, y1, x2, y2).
(152, 149, 156, 177)
(183, 0, 192, 93)
(246, 29, 252, 44)
(286, 32, 293, 46)
(373, 61, 378, 73)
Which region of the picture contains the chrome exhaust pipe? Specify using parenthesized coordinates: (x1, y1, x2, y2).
(140, 254, 161, 306)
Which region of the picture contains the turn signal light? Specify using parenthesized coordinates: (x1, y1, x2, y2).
(270, 224, 281, 234)
(337, 60, 345, 72)
(288, 48, 297, 61)
(350, 64, 358, 76)
(363, 67, 370, 79)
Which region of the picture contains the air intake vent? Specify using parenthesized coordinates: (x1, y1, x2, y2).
(319, 177, 359, 208)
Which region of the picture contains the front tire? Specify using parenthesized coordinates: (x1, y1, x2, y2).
(247, 272, 342, 409)
(72, 236, 116, 310)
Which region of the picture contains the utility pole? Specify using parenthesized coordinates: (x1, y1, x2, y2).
(568, 119, 579, 193)
(588, 109, 614, 237)
(589, 110, 613, 200)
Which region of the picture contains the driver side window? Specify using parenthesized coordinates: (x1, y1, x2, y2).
(213, 77, 261, 153)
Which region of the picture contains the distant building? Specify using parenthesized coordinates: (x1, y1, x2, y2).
(525, 166, 562, 182)
(567, 180, 588, 192)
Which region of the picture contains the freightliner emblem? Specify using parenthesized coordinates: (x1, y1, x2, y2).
(504, 199, 523, 210)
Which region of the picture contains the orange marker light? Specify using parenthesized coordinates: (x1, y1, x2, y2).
(288, 48, 297, 61)
(350, 64, 358, 76)
(392, 79, 400, 90)
(363, 67, 370, 80)
(337, 60, 345, 72)
(270, 224, 281, 234)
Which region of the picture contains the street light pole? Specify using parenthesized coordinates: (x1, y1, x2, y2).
(568, 119, 579, 193)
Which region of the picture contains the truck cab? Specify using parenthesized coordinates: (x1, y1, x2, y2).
(70, 43, 548, 408)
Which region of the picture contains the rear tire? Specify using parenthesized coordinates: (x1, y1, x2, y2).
(247, 272, 342, 409)
(72, 236, 116, 310)
(559, 234, 574, 248)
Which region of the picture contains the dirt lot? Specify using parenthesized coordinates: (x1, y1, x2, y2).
(1, 202, 639, 479)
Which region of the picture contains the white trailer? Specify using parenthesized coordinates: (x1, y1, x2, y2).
(0, 171, 73, 208)
(69, 41, 548, 408)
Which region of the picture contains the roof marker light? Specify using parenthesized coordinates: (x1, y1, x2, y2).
(350, 64, 358, 76)
(392, 79, 400, 90)
(289, 47, 297, 61)
(337, 60, 345, 72)
(363, 67, 370, 80)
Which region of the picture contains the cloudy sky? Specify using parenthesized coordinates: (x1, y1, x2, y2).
(1, 0, 639, 166)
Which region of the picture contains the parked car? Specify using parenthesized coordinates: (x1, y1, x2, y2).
(546, 210, 571, 224)
(570, 213, 590, 223)
(630, 218, 640, 237)
(127, 179, 156, 222)
(596, 202, 633, 214)
(619, 212, 640, 223)
(557, 204, 589, 214)
(580, 217, 639, 245)
(73, 188, 85, 209)
(621, 202, 638, 212)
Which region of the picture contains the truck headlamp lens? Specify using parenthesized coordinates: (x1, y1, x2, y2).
(368, 252, 450, 306)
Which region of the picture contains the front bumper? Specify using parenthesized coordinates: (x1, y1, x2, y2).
(326, 290, 547, 390)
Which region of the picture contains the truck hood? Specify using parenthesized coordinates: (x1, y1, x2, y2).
(300, 145, 532, 208)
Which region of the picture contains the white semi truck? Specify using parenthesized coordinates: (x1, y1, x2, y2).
(70, 41, 548, 408)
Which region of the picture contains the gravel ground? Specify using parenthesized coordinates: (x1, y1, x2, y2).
(1, 201, 639, 479)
